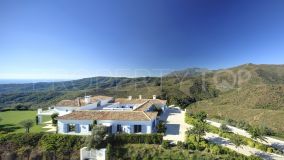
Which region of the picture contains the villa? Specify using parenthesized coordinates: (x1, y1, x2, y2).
(38, 95, 167, 135)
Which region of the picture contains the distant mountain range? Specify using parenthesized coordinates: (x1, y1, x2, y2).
(165, 67, 210, 77)
(1, 63, 284, 133)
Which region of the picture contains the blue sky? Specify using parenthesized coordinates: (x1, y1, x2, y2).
(0, 0, 284, 79)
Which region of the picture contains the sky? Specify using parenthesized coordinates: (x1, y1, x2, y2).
(0, 0, 284, 80)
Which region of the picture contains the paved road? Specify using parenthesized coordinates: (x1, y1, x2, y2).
(160, 108, 187, 142)
(207, 120, 284, 153)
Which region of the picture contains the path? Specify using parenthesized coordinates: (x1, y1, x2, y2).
(42, 120, 56, 132)
(207, 120, 284, 153)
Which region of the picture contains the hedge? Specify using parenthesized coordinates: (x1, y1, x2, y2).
(107, 133, 163, 145)
(0, 133, 84, 160)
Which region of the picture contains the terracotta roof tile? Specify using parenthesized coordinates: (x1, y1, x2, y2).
(114, 98, 148, 104)
(57, 111, 158, 121)
(56, 99, 80, 107)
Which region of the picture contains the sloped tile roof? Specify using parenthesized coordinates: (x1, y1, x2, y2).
(57, 111, 158, 121)
(114, 98, 148, 104)
(56, 99, 80, 107)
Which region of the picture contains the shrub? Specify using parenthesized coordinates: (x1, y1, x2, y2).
(267, 147, 274, 153)
(177, 141, 184, 149)
(220, 123, 230, 133)
(210, 145, 221, 155)
(247, 140, 255, 148)
(35, 116, 39, 125)
(106, 144, 112, 160)
(19, 120, 34, 133)
(85, 125, 107, 150)
(156, 121, 167, 134)
(50, 113, 59, 126)
(187, 142, 196, 150)
(161, 140, 171, 149)
(40, 134, 84, 152)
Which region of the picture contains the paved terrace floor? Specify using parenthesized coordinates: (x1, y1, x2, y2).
(160, 108, 187, 142)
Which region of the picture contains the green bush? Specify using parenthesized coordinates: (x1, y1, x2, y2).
(177, 141, 185, 149)
(107, 134, 163, 145)
(267, 147, 274, 153)
(161, 140, 171, 149)
(106, 143, 112, 160)
(0, 133, 45, 147)
(210, 145, 221, 155)
(0, 133, 84, 160)
(39, 134, 84, 152)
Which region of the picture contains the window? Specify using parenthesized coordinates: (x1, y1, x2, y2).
(89, 124, 93, 131)
(134, 125, 142, 133)
(152, 120, 155, 129)
(106, 126, 112, 134)
(68, 124, 76, 132)
(117, 124, 122, 133)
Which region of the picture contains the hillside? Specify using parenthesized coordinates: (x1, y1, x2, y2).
(165, 68, 210, 78)
(0, 75, 218, 109)
(187, 64, 284, 133)
(2, 64, 284, 133)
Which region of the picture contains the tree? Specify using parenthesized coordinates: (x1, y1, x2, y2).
(230, 136, 244, 148)
(193, 111, 207, 122)
(156, 121, 167, 134)
(187, 121, 208, 144)
(153, 105, 163, 116)
(85, 125, 107, 150)
(220, 123, 231, 133)
(51, 113, 59, 126)
(35, 116, 39, 125)
(19, 119, 34, 133)
(189, 79, 219, 101)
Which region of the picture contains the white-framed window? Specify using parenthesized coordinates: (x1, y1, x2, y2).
(134, 125, 142, 133)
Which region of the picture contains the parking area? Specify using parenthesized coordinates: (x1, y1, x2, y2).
(160, 107, 188, 142)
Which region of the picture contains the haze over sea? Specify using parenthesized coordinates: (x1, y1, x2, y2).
(0, 79, 67, 84)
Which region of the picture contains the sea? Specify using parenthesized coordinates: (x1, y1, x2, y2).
(0, 79, 66, 84)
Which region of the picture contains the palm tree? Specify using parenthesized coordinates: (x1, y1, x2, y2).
(19, 119, 34, 133)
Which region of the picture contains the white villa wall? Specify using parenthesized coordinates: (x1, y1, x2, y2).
(58, 119, 156, 135)
(54, 107, 80, 116)
(100, 99, 112, 106)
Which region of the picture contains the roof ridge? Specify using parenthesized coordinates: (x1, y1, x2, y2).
(133, 100, 151, 111)
(142, 111, 151, 120)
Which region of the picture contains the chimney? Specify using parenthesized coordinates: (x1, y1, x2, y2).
(85, 96, 91, 104)
(128, 96, 132, 100)
(152, 95, 156, 100)
(139, 95, 142, 100)
(77, 98, 81, 106)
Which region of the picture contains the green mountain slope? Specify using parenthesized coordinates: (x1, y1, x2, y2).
(188, 64, 284, 132)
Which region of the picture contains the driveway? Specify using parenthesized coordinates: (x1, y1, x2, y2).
(160, 108, 188, 142)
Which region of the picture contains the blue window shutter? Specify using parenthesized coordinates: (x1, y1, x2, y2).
(63, 124, 68, 133)
(75, 124, 80, 133)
